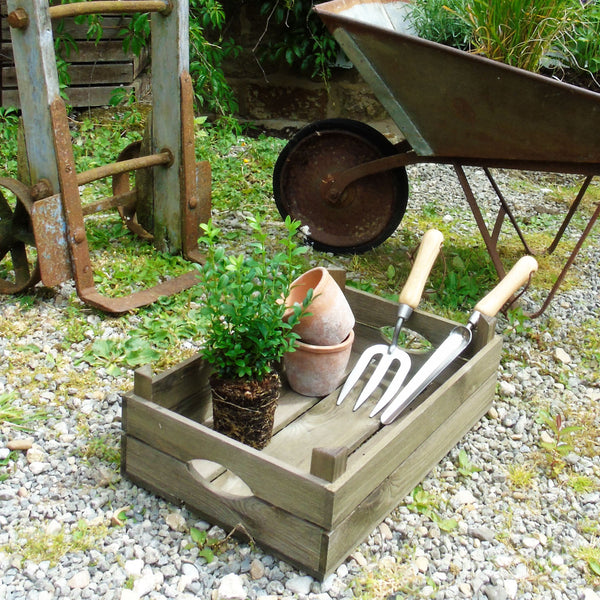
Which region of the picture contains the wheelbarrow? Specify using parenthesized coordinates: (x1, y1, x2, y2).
(273, 0, 600, 317)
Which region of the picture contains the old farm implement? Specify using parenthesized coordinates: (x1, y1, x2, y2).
(1, 0, 209, 313)
(274, 0, 600, 316)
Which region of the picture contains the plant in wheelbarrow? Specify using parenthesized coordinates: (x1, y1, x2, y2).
(193, 215, 312, 450)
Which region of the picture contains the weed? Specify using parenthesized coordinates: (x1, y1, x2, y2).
(3, 520, 108, 567)
(351, 555, 425, 599)
(407, 485, 458, 532)
(80, 434, 121, 467)
(0, 450, 18, 483)
(0, 392, 45, 430)
(457, 449, 481, 478)
(188, 527, 222, 563)
(536, 410, 582, 477)
(567, 474, 597, 494)
(507, 463, 536, 491)
(574, 545, 600, 581)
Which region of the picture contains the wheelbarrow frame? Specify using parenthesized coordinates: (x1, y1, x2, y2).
(309, 0, 600, 316)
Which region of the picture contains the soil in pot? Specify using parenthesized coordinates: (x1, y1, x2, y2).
(210, 372, 281, 450)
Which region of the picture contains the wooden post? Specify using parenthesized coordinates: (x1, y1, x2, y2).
(150, 0, 190, 253)
(7, 0, 62, 191)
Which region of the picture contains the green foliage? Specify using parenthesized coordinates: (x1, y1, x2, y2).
(193, 216, 311, 380)
(452, 0, 577, 72)
(435, 251, 495, 313)
(536, 409, 582, 477)
(457, 449, 481, 478)
(258, 0, 340, 81)
(78, 337, 161, 377)
(407, 485, 458, 532)
(80, 434, 121, 466)
(555, 1, 600, 75)
(410, 0, 472, 50)
(189, 527, 221, 563)
(119, 12, 151, 55)
(189, 0, 241, 115)
(2, 520, 108, 567)
(0, 392, 46, 430)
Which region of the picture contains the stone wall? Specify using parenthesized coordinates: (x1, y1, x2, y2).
(218, 1, 399, 136)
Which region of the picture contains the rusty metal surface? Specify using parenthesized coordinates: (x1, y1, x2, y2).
(47, 0, 171, 20)
(274, 119, 408, 253)
(315, 0, 600, 164)
(30, 193, 73, 287)
(180, 71, 210, 262)
(0, 177, 41, 293)
(78, 150, 173, 186)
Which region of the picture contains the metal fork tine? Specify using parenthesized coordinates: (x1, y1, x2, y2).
(336, 344, 386, 405)
(368, 359, 412, 417)
(352, 353, 393, 410)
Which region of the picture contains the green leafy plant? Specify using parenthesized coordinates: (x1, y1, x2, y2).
(258, 0, 340, 81)
(407, 485, 458, 532)
(410, 0, 472, 50)
(554, 1, 600, 78)
(454, 0, 577, 72)
(537, 409, 582, 476)
(0, 392, 46, 430)
(189, 0, 241, 115)
(457, 449, 481, 477)
(193, 215, 310, 380)
(189, 527, 222, 563)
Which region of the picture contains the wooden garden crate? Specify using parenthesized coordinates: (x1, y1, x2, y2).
(121, 285, 503, 579)
(1, 0, 149, 107)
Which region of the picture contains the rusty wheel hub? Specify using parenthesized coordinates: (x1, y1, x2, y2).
(273, 119, 408, 254)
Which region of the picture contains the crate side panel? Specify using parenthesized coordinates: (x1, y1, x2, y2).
(123, 435, 326, 576)
(328, 334, 503, 527)
(322, 372, 497, 575)
(124, 395, 335, 528)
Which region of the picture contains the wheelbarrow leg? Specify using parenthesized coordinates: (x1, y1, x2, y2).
(454, 162, 599, 316)
(453, 163, 506, 279)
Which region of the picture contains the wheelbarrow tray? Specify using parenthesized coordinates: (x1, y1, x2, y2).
(315, 0, 600, 165)
(121, 285, 502, 579)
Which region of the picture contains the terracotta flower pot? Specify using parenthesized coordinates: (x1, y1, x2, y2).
(284, 267, 355, 346)
(284, 330, 355, 397)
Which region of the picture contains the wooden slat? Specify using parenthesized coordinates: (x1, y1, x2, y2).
(123, 436, 327, 578)
(3, 62, 134, 87)
(326, 334, 502, 526)
(323, 371, 497, 574)
(3, 84, 137, 108)
(123, 393, 337, 528)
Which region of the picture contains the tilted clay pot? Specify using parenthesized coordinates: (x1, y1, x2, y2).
(284, 267, 355, 346)
(284, 330, 354, 397)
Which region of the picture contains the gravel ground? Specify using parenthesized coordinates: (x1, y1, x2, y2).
(1, 163, 599, 600)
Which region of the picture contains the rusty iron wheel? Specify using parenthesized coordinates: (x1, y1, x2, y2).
(273, 118, 408, 254)
(0, 177, 41, 293)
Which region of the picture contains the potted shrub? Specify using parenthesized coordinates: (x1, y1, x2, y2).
(194, 215, 312, 450)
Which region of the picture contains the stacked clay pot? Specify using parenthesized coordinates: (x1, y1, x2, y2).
(283, 267, 355, 397)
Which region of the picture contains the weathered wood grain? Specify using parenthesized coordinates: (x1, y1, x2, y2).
(323, 371, 497, 574)
(122, 287, 504, 579)
(123, 436, 327, 578)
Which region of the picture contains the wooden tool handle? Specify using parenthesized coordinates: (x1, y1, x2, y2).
(474, 256, 538, 317)
(398, 229, 444, 308)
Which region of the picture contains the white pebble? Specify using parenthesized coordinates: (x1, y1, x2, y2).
(217, 573, 246, 600)
(68, 570, 90, 589)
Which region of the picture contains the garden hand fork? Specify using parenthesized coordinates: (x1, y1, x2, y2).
(337, 229, 444, 410)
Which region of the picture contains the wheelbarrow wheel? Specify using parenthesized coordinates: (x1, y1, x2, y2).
(273, 118, 408, 253)
(0, 177, 41, 293)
